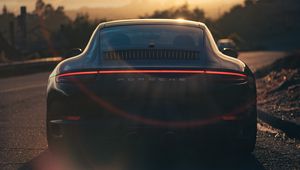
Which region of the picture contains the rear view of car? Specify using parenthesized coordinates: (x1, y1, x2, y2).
(47, 19, 257, 157)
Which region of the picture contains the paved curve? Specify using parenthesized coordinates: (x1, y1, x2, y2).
(238, 51, 287, 72)
(0, 52, 299, 170)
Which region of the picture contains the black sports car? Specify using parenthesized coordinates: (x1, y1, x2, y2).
(47, 19, 257, 156)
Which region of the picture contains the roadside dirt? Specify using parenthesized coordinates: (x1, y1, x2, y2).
(256, 52, 300, 123)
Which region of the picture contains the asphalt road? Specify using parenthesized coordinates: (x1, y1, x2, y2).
(0, 52, 299, 170)
(238, 51, 287, 72)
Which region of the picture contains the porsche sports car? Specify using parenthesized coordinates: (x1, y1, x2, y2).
(47, 19, 257, 155)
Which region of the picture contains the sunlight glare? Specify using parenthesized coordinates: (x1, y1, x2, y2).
(176, 18, 186, 22)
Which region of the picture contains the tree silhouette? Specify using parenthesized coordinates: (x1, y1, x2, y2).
(140, 3, 206, 22)
(215, 0, 300, 50)
(2, 5, 8, 15)
(1, 0, 300, 60)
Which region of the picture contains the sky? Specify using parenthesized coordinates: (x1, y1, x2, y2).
(0, 0, 244, 19)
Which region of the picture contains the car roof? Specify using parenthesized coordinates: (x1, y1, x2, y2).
(99, 19, 206, 29)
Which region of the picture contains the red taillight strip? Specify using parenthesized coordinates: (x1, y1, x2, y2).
(98, 70, 247, 77)
(57, 70, 246, 77)
(98, 70, 205, 74)
(57, 71, 98, 78)
(204, 71, 247, 77)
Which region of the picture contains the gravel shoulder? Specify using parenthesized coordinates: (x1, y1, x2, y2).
(256, 52, 300, 124)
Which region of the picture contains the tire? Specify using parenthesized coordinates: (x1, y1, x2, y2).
(237, 110, 257, 155)
(47, 119, 67, 154)
(46, 101, 66, 153)
(47, 121, 62, 151)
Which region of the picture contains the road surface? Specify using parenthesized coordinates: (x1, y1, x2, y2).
(0, 52, 299, 170)
(238, 51, 287, 72)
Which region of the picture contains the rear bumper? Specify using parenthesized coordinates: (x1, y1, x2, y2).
(48, 118, 250, 146)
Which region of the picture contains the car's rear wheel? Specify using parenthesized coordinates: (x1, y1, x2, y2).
(47, 101, 67, 153)
(236, 109, 257, 155)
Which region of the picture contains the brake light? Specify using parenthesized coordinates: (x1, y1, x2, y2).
(98, 70, 246, 77)
(203, 71, 246, 77)
(56, 70, 247, 82)
(98, 70, 205, 74)
(56, 71, 98, 83)
(57, 71, 98, 78)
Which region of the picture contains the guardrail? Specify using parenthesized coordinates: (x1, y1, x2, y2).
(0, 57, 62, 78)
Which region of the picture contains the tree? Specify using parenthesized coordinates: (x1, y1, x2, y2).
(140, 3, 207, 22)
(2, 5, 8, 15)
(245, 0, 256, 7)
(34, 0, 45, 15)
(59, 13, 99, 49)
(44, 4, 55, 17)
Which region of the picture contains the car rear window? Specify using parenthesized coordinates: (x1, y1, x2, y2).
(98, 25, 204, 67)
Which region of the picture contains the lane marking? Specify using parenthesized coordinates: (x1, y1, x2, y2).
(0, 84, 46, 94)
